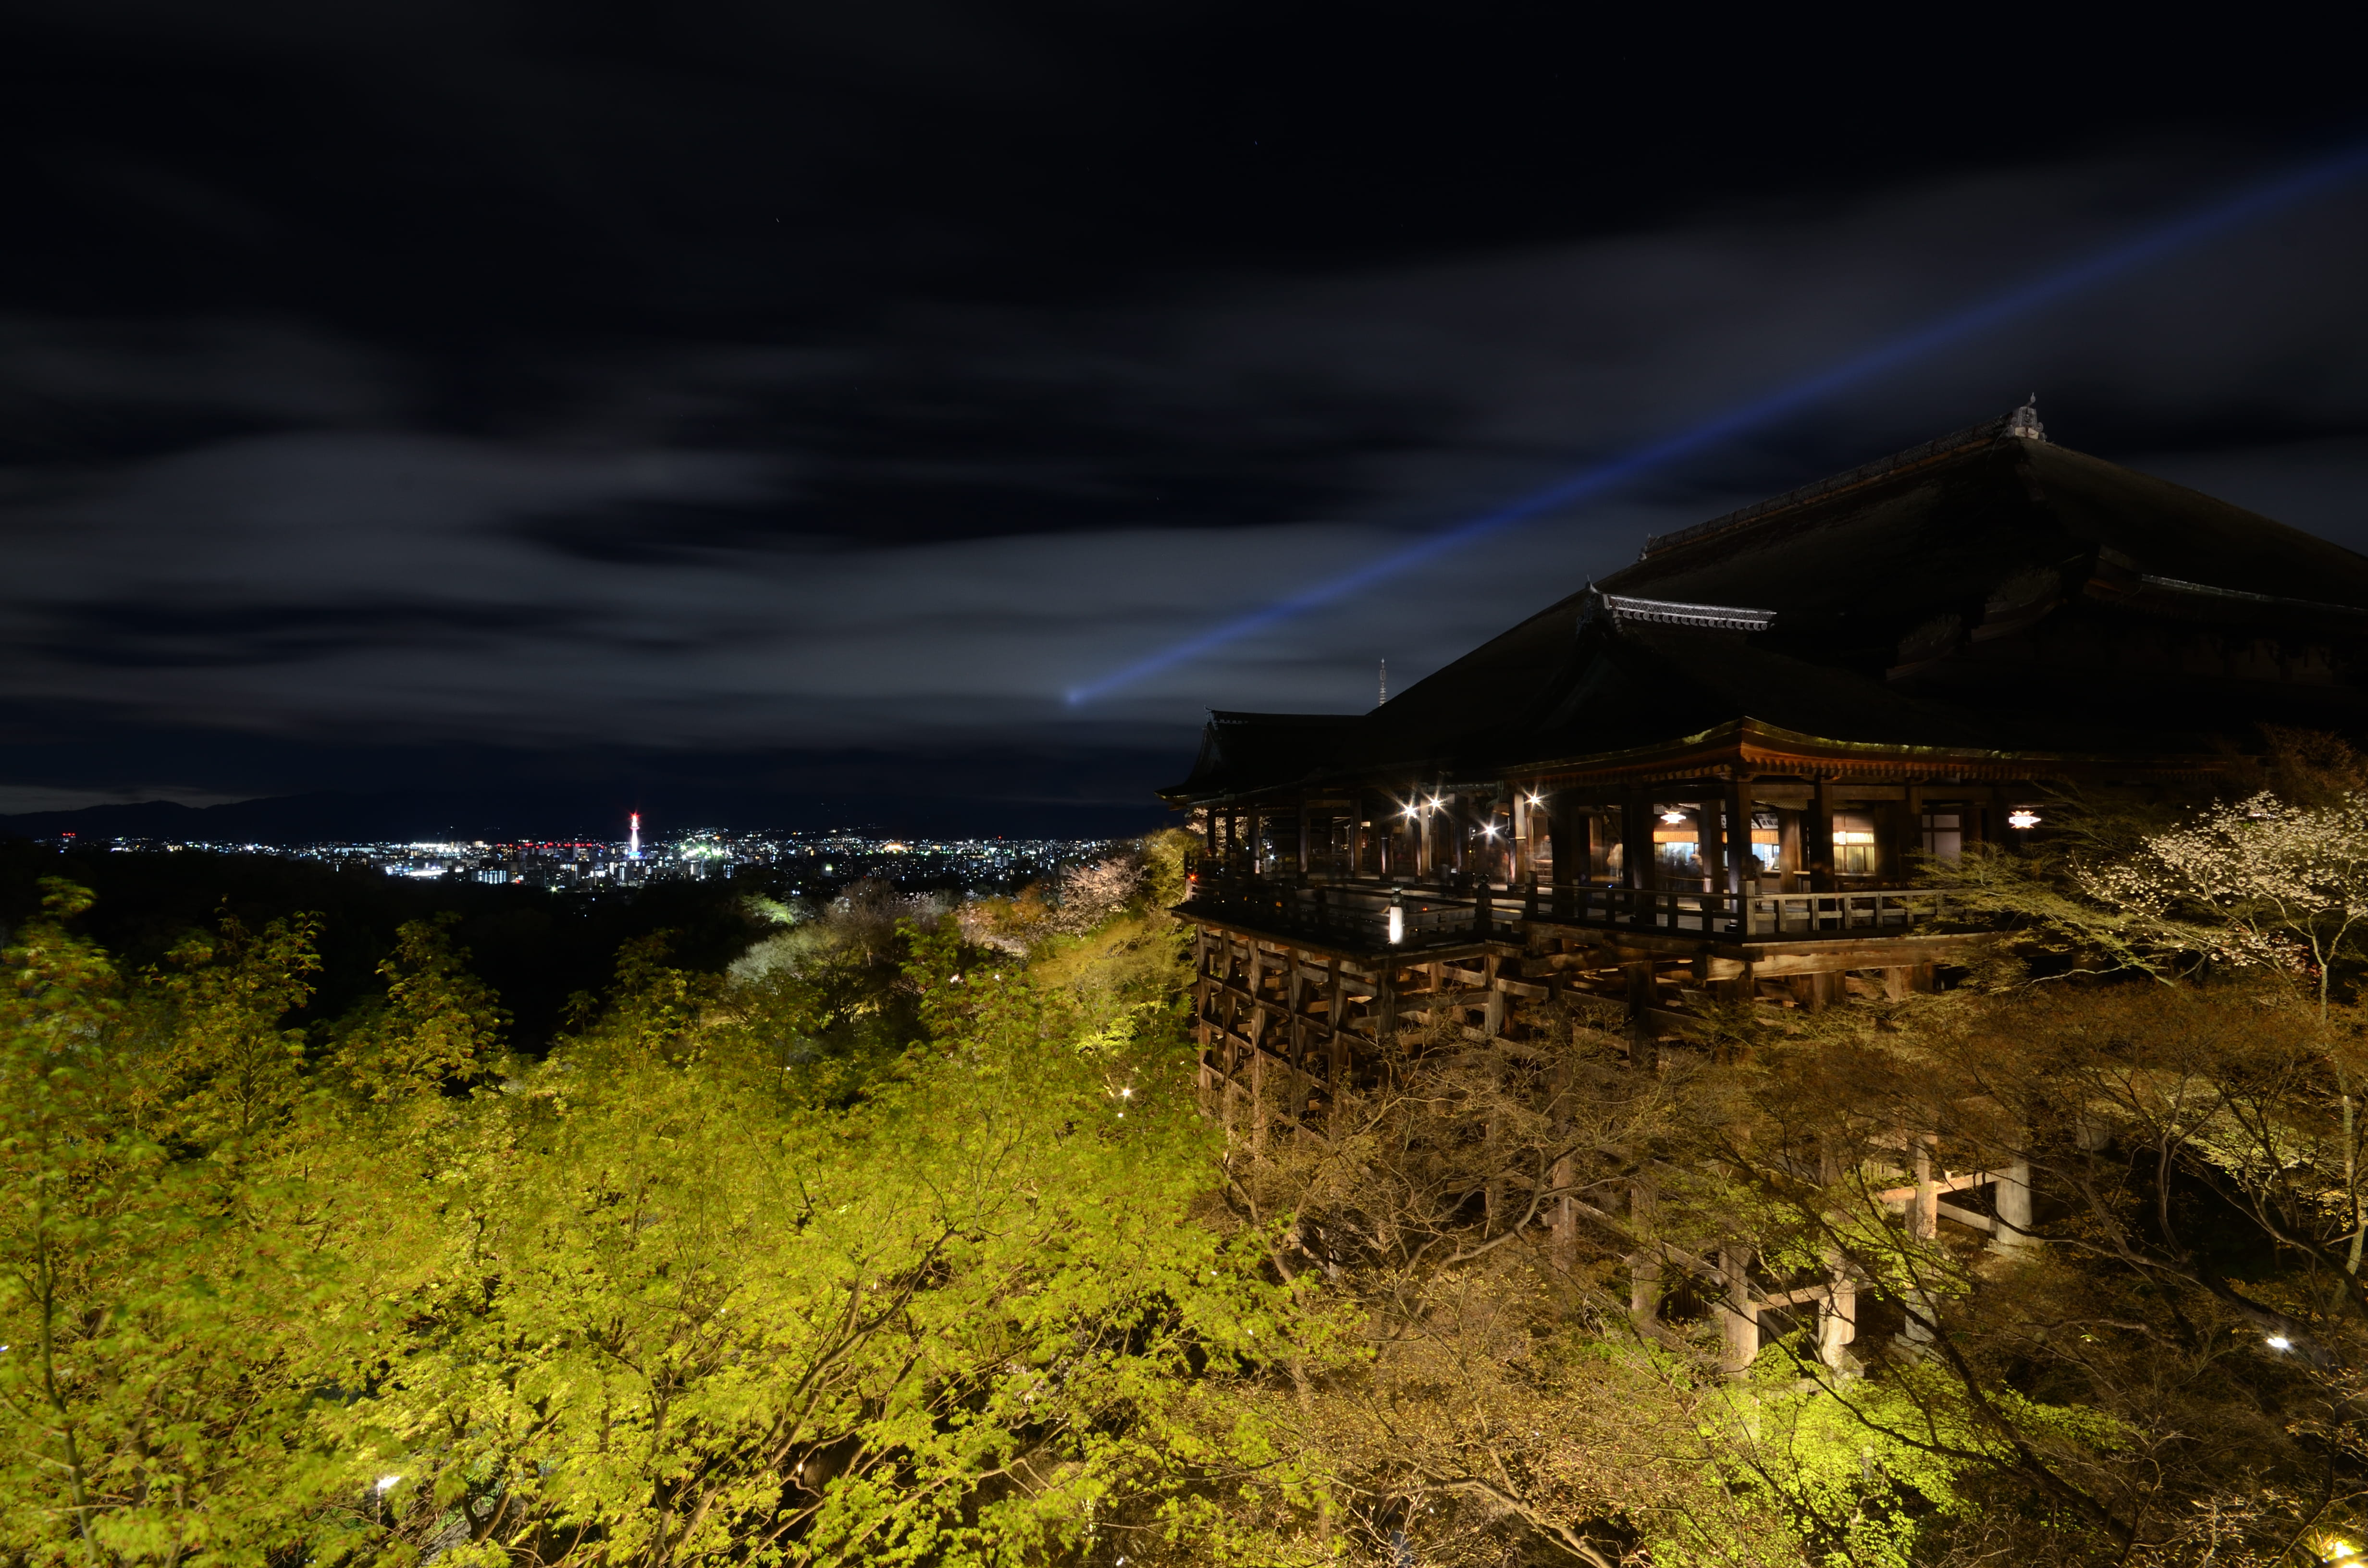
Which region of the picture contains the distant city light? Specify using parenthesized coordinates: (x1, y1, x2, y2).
(29, 829, 1121, 899)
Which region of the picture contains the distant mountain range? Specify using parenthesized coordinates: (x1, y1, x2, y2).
(0, 790, 1172, 845)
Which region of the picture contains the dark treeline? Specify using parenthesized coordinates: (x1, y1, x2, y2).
(0, 841, 771, 1052)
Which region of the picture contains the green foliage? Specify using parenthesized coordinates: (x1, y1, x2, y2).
(344, 926, 1310, 1566)
(0, 844, 1322, 1566)
(0, 881, 371, 1566)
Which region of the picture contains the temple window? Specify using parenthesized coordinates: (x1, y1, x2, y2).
(1750, 811, 1781, 870)
(1653, 809, 1701, 876)
(1921, 809, 1962, 862)
(1833, 811, 1879, 875)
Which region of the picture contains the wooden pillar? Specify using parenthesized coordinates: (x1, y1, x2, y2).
(1549, 1150, 1578, 1278)
(1724, 778, 1753, 895)
(1621, 789, 1652, 891)
(1912, 1134, 1939, 1241)
(1697, 797, 1725, 895)
(1625, 960, 1657, 1051)
(1628, 1181, 1661, 1327)
(1203, 807, 1218, 858)
(1806, 777, 1837, 892)
(1718, 1248, 1760, 1377)
(1249, 1045, 1268, 1152)
(1816, 1256, 1857, 1370)
(1449, 795, 1469, 880)
(1245, 807, 1262, 878)
(1992, 1148, 2034, 1254)
(1548, 790, 1577, 890)
(1510, 788, 1530, 886)
(1895, 783, 1924, 882)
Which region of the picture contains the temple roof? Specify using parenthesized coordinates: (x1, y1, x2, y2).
(1163, 415, 2368, 803)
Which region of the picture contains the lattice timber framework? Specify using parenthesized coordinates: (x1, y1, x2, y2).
(1192, 922, 1956, 1139)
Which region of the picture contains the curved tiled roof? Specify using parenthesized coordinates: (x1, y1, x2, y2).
(1162, 418, 2368, 803)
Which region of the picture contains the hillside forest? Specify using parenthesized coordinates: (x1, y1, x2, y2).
(13, 742, 2368, 1566)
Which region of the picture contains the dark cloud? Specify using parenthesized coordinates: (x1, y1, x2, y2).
(3, 5, 2367, 828)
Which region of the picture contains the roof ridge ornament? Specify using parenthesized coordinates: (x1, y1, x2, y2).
(1581, 585, 1776, 633)
(2007, 392, 2044, 440)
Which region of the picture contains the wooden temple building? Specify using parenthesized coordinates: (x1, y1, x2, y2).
(1161, 403, 2368, 1132)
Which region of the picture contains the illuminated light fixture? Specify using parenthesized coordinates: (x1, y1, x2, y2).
(1060, 139, 2368, 705)
(1526, 794, 1544, 807)
(1428, 796, 1443, 809)
(2007, 809, 2042, 831)
(1480, 824, 1498, 838)
(1403, 806, 1419, 819)
(1660, 809, 1688, 825)
(2268, 1335, 2293, 1351)
(1387, 904, 1405, 944)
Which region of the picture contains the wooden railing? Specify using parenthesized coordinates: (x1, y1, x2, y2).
(1182, 868, 1950, 948)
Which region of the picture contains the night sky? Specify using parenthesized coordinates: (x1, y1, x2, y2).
(6, 5, 2368, 837)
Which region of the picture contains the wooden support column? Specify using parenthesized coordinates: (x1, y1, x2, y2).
(1718, 1248, 1760, 1378)
(1510, 788, 1529, 886)
(1245, 807, 1262, 877)
(1807, 777, 1837, 892)
(1249, 1046, 1268, 1152)
(1549, 1150, 1578, 1279)
(1992, 1147, 2035, 1254)
(1895, 783, 1924, 882)
(1725, 778, 1753, 896)
(1629, 1181, 1661, 1327)
(1817, 1257, 1858, 1370)
(1295, 802, 1312, 878)
(1625, 959, 1657, 1056)
(1286, 953, 1307, 1071)
(1696, 796, 1725, 895)
(1548, 789, 1578, 893)
(1912, 1134, 1939, 1240)
(1621, 789, 1652, 891)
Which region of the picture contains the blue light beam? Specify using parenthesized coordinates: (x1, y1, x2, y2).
(1064, 141, 2368, 706)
